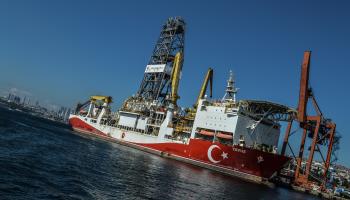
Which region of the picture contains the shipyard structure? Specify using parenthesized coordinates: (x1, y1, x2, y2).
(69, 17, 338, 192)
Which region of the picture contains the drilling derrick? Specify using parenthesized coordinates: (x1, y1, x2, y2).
(119, 17, 185, 136)
(137, 17, 185, 105)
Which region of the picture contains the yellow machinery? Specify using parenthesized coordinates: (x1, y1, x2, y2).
(75, 95, 113, 114)
(170, 52, 183, 105)
(173, 68, 214, 136)
(195, 68, 213, 109)
(90, 95, 113, 104)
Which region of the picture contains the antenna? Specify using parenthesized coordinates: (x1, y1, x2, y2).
(222, 70, 239, 103)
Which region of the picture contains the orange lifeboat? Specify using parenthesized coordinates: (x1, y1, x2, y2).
(198, 130, 215, 136)
(216, 132, 233, 139)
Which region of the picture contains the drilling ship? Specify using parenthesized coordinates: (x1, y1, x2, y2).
(69, 17, 294, 183)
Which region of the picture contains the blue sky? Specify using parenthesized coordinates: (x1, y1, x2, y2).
(0, 0, 349, 166)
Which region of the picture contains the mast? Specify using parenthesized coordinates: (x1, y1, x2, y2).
(222, 70, 238, 103)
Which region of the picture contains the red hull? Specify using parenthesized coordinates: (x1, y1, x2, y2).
(69, 117, 290, 182)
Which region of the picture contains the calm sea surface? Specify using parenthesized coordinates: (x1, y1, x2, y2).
(0, 104, 319, 200)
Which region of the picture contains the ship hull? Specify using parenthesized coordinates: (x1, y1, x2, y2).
(69, 115, 290, 183)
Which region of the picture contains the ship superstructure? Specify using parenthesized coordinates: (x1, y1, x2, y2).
(69, 17, 295, 183)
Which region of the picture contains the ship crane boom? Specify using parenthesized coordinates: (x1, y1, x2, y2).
(170, 52, 183, 105)
(195, 67, 213, 108)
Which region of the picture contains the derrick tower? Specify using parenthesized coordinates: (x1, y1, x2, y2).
(137, 17, 185, 104)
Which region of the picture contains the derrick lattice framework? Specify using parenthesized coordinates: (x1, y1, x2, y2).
(137, 17, 185, 103)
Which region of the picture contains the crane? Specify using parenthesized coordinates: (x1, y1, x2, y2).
(170, 52, 183, 105)
(281, 51, 337, 191)
(75, 95, 112, 115)
(194, 68, 213, 109)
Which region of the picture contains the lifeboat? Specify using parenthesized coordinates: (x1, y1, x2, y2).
(198, 130, 215, 136)
(216, 132, 233, 139)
